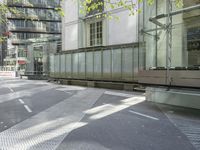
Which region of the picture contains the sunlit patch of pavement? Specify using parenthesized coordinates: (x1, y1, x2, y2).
(0, 89, 105, 150)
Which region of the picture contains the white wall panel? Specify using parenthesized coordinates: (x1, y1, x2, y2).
(62, 0, 78, 23)
(62, 0, 79, 51)
(63, 24, 78, 51)
(108, 10, 138, 45)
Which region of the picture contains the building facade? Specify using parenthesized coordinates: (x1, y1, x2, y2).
(0, 12, 7, 67)
(50, 0, 200, 89)
(50, 0, 144, 87)
(62, 0, 138, 51)
(3, 0, 61, 73)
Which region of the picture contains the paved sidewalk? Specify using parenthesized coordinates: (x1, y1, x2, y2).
(0, 78, 199, 150)
(158, 104, 200, 150)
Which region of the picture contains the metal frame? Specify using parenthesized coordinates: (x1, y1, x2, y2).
(143, 4, 200, 33)
(166, 0, 172, 86)
(145, 2, 200, 86)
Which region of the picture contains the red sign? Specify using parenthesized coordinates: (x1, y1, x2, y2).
(18, 60, 26, 65)
(3, 32, 12, 36)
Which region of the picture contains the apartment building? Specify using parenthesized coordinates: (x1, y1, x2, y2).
(3, 0, 61, 73)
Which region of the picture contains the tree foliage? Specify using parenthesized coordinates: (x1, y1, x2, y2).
(0, 0, 184, 20)
(0, 0, 183, 41)
(80, 0, 183, 18)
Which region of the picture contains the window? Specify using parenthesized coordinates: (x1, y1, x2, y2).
(57, 41, 62, 52)
(16, 33, 26, 39)
(89, 21, 103, 46)
(18, 48, 27, 57)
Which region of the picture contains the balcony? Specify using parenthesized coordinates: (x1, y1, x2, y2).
(10, 27, 46, 32)
(7, 1, 60, 9)
(11, 39, 27, 45)
(9, 27, 61, 34)
(7, 14, 61, 22)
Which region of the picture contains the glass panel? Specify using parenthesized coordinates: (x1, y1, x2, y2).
(94, 51, 102, 78)
(54, 55, 60, 75)
(78, 52, 85, 78)
(144, 0, 157, 69)
(122, 48, 133, 80)
(159, 0, 200, 68)
(133, 47, 139, 75)
(72, 53, 78, 77)
(103, 50, 111, 79)
(66, 54, 72, 77)
(86, 52, 93, 78)
(60, 54, 65, 74)
(49, 55, 54, 74)
(139, 0, 200, 70)
(112, 49, 122, 79)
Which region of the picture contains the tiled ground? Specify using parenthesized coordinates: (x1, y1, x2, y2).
(0, 78, 199, 150)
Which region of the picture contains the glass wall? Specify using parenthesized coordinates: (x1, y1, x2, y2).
(9, 20, 61, 32)
(139, 0, 200, 69)
(50, 45, 141, 82)
(10, 8, 61, 20)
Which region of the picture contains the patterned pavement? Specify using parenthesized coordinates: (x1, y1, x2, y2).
(0, 78, 199, 150)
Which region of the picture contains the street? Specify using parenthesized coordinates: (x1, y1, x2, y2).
(0, 78, 199, 150)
